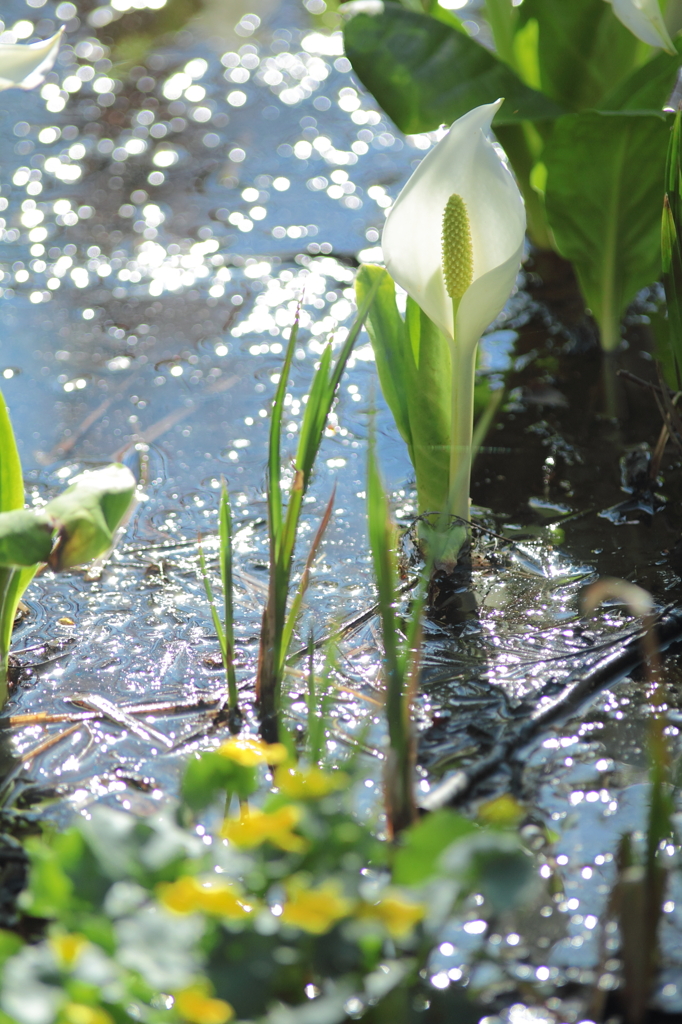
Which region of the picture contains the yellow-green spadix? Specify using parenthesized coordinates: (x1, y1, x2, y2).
(603, 0, 675, 54)
(382, 99, 526, 351)
(0, 28, 63, 91)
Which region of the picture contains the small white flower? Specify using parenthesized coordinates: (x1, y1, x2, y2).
(604, 0, 675, 54)
(0, 29, 63, 92)
(382, 99, 526, 354)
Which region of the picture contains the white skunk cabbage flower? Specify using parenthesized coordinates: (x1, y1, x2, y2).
(0, 28, 63, 92)
(382, 99, 525, 355)
(604, 0, 676, 54)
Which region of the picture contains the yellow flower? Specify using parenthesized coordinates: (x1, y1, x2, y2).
(174, 986, 234, 1024)
(477, 794, 524, 827)
(217, 736, 288, 767)
(274, 765, 349, 800)
(359, 891, 425, 939)
(62, 1005, 114, 1024)
(50, 933, 88, 970)
(280, 876, 354, 934)
(158, 875, 257, 919)
(220, 805, 307, 853)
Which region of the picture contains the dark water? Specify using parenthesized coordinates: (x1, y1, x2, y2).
(0, 0, 681, 1018)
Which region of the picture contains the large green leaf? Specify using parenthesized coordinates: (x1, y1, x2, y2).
(343, 4, 564, 135)
(544, 110, 671, 351)
(518, 0, 638, 110)
(599, 43, 682, 112)
(0, 390, 23, 515)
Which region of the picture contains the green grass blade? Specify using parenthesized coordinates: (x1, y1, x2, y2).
(219, 484, 239, 711)
(268, 312, 300, 553)
(198, 542, 228, 666)
(280, 487, 335, 670)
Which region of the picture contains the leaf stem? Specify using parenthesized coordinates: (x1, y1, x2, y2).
(448, 300, 476, 524)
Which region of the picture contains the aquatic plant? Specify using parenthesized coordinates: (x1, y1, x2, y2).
(367, 440, 422, 835)
(357, 101, 524, 560)
(0, 717, 535, 1024)
(344, 0, 681, 351)
(0, 391, 136, 707)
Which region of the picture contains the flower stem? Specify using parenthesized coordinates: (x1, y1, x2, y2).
(448, 300, 477, 524)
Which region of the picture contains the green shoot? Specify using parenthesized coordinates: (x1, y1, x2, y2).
(198, 486, 240, 729)
(305, 639, 337, 766)
(256, 279, 379, 740)
(367, 434, 427, 836)
(662, 107, 682, 388)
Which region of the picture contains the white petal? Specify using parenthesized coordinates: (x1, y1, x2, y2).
(382, 100, 525, 341)
(606, 0, 675, 53)
(0, 29, 63, 92)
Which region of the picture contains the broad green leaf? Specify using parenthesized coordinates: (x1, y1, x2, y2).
(599, 43, 682, 111)
(518, 0, 639, 110)
(181, 750, 257, 810)
(0, 390, 23, 514)
(0, 509, 54, 567)
(393, 809, 476, 885)
(544, 110, 670, 351)
(42, 463, 135, 570)
(343, 5, 564, 135)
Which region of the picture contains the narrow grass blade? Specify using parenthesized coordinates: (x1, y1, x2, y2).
(367, 434, 416, 835)
(280, 486, 335, 670)
(257, 279, 379, 737)
(219, 484, 239, 712)
(198, 542, 227, 663)
(268, 311, 300, 554)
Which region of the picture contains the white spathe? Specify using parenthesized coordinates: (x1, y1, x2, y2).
(382, 99, 526, 352)
(0, 28, 63, 92)
(605, 0, 676, 54)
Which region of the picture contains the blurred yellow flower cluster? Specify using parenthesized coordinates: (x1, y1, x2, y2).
(274, 765, 348, 799)
(50, 933, 88, 970)
(174, 985, 235, 1024)
(221, 804, 307, 852)
(358, 890, 425, 939)
(217, 736, 288, 767)
(158, 876, 257, 920)
(280, 876, 353, 934)
(61, 1004, 113, 1024)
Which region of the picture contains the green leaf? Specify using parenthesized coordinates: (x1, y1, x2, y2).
(181, 750, 257, 811)
(0, 509, 54, 568)
(0, 390, 23, 515)
(544, 110, 671, 351)
(42, 463, 135, 570)
(599, 44, 682, 112)
(393, 809, 476, 885)
(343, 4, 564, 135)
(357, 266, 452, 515)
(517, 0, 638, 110)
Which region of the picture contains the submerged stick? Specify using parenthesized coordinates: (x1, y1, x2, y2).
(420, 604, 682, 811)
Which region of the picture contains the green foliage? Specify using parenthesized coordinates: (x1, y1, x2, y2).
(393, 809, 476, 885)
(356, 265, 451, 516)
(343, 0, 682, 348)
(0, 461, 136, 706)
(662, 109, 682, 385)
(257, 280, 379, 732)
(343, 4, 563, 135)
(516, 0, 638, 110)
(544, 110, 671, 351)
(0, 741, 535, 1024)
